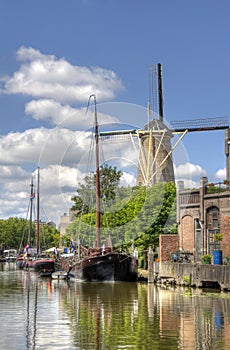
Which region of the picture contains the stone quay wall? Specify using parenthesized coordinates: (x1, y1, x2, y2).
(152, 262, 230, 291)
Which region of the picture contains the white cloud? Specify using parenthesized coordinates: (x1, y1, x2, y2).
(25, 99, 119, 127)
(0, 125, 140, 225)
(1, 46, 123, 103)
(0, 163, 82, 225)
(176, 178, 200, 189)
(175, 162, 207, 179)
(0, 165, 28, 180)
(0, 127, 91, 166)
(120, 172, 136, 187)
(215, 168, 226, 180)
(0, 165, 35, 220)
(17, 46, 55, 62)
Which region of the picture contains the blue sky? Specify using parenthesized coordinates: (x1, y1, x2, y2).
(0, 0, 229, 225)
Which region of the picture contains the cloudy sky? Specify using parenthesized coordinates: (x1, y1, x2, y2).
(0, 0, 229, 226)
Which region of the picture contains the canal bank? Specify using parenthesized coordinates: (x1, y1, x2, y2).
(150, 262, 230, 291)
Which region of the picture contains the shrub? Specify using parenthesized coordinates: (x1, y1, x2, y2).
(201, 254, 212, 264)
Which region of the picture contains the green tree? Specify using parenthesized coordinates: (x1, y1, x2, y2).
(0, 217, 60, 252)
(39, 224, 60, 250)
(71, 164, 123, 217)
(67, 181, 177, 252)
(0, 217, 31, 251)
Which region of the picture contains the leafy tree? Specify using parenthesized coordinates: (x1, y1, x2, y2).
(71, 164, 123, 217)
(67, 181, 177, 254)
(39, 224, 60, 250)
(0, 218, 31, 251)
(99, 164, 122, 203)
(0, 217, 60, 252)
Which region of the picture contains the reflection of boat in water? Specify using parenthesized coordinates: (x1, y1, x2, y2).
(61, 95, 138, 282)
(0, 260, 17, 271)
(75, 281, 138, 302)
(51, 271, 69, 280)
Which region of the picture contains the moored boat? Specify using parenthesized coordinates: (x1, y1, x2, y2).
(17, 168, 56, 273)
(3, 249, 17, 262)
(16, 255, 25, 269)
(24, 257, 55, 272)
(60, 95, 138, 282)
(70, 250, 138, 282)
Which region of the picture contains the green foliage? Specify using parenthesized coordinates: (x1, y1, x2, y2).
(67, 180, 177, 252)
(207, 182, 228, 194)
(70, 195, 90, 216)
(39, 224, 60, 249)
(182, 275, 191, 285)
(214, 233, 223, 242)
(99, 164, 123, 203)
(0, 217, 31, 250)
(71, 164, 123, 217)
(201, 254, 212, 264)
(0, 217, 60, 251)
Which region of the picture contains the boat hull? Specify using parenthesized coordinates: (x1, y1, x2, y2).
(70, 253, 138, 282)
(25, 258, 55, 272)
(16, 256, 25, 269)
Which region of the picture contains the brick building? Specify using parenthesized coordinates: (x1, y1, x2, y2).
(159, 177, 230, 262)
(173, 177, 230, 262)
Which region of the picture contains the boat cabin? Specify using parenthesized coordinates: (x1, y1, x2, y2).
(3, 249, 17, 261)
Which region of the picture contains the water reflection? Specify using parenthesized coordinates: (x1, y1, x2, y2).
(25, 272, 38, 350)
(0, 263, 230, 349)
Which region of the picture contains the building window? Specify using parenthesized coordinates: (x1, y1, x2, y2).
(207, 206, 220, 230)
(206, 206, 220, 250)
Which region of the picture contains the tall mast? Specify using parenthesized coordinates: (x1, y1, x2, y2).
(93, 95, 101, 247)
(28, 176, 34, 246)
(36, 166, 40, 254)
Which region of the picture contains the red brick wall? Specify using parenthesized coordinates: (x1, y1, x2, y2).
(180, 215, 194, 252)
(221, 214, 230, 257)
(159, 234, 179, 261)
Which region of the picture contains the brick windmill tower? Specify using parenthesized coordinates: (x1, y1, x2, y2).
(136, 63, 175, 186)
(100, 64, 229, 186)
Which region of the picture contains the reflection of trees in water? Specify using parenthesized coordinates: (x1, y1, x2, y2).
(61, 283, 160, 349)
(3, 269, 228, 350)
(58, 283, 230, 350)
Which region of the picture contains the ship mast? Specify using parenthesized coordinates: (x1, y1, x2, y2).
(88, 94, 101, 247)
(36, 166, 40, 254)
(28, 176, 34, 246)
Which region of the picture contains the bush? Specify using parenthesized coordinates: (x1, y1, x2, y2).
(201, 254, 212, 264)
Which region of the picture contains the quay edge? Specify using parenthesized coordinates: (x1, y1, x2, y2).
(150, 262, 230, 291)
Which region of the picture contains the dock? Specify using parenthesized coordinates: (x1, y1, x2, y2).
(150, 262, 230, 291)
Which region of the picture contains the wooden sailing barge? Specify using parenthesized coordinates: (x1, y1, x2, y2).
(62, 95, 138, 282)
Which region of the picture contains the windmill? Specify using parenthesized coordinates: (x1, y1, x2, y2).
(100, 64, 229, 186)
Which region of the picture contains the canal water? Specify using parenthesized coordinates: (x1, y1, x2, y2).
(1, 263, 230, 350)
